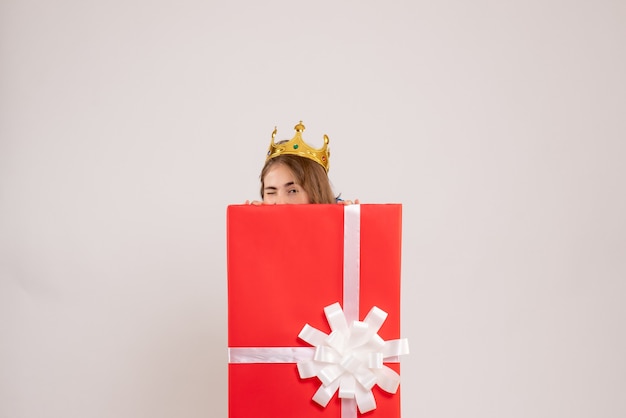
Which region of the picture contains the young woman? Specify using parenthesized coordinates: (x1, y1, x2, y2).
(246, 121, 357, 205)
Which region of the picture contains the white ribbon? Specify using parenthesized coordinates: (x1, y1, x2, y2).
(296, 302, 410, 414)
(228, 205, 409, 416)
(343, 205, 361, 323)
(229, 347, 315, 363)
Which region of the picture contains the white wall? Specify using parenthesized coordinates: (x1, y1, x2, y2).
(1, 1, 625, 417)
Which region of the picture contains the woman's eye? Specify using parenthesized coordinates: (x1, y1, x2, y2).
(288, 189, 298, 194)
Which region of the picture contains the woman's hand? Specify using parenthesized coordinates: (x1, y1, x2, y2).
(244, 200, 263, 205)
(337, 198, 360, 205)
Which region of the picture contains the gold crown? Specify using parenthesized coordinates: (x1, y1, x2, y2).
(266, 121, 330, 172)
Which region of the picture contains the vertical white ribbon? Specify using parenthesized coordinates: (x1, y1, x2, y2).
(343, 205, 361, 324)
(342, 204, 361, 418)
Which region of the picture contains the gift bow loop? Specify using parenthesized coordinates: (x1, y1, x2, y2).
(297, 302, 409, 414)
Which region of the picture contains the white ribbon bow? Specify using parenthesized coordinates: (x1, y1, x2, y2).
(297, 302, 410, 414)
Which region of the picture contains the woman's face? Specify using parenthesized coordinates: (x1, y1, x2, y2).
(262, 163, 311, 204)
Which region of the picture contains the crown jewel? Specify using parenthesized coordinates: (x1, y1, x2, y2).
(266, 121, 330, 172)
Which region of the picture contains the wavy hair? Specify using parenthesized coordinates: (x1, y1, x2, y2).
(260, 154, 335, 204)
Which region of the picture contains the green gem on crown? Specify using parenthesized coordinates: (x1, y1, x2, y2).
(293, 144, 299, 149)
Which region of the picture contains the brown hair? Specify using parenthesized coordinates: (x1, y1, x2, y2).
(260, 154, 335, 204)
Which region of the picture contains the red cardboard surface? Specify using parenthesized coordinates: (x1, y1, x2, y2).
(227, 204, 402, 418)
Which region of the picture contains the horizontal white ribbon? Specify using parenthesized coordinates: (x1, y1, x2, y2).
(229, 347, 315, 363)
(228, 345, 404, 365)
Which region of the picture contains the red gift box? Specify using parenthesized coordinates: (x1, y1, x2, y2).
(227, 204, 404, 418)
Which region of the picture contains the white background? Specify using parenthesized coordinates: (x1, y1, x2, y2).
(1, 1, 625, 417)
